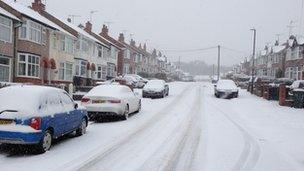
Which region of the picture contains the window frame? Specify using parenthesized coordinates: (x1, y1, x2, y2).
(0, 15, 13, 43)
(17, 53, 40, 78)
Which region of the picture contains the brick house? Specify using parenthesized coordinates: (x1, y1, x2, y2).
(0, 6, 20, 82)
(99, 25, 126, 76)
(285, 36, 304, 80)
(118, 34, 137, 75)
(31, 0, 79, 86)
(268, 42, 287, 78)
(0, 0, 64, 85)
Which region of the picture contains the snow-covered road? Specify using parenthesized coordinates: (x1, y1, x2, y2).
(1, 82, 304, 171)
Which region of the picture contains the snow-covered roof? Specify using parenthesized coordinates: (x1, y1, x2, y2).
(59, 18, 106, 46)
(2, 0, 75, 38)
(0, 6, 20, 21)
(273, 45, 286, 53)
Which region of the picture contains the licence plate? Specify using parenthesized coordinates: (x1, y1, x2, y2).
(0, 119, 13, 125)
(93, 100, 106, 104)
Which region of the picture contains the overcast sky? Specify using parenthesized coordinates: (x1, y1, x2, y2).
(20, 0, 303, 66)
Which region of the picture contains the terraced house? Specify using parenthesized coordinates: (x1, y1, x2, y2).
(99, 25, 126, 76)
(0, 6, 20, 82)
(0, 0, 65, 84)
(84, 22, 120, 80)
(285, 36, 304, 80)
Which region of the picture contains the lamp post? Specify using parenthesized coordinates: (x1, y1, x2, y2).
(250, 28, 256, 94)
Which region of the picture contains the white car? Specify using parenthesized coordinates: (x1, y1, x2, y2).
(81, 85, 141, 121)
(214, 79, 239, 99)
(143, 80, 169, 98)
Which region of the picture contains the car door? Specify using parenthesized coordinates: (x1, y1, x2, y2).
(61, 92, 80, 131)
(47, 93, 67, 137)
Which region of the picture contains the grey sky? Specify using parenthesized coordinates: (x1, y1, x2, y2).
(21, 0, 302, 66)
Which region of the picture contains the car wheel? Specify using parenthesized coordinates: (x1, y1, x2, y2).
(122, 105, 129, 120)
(76, 118, 87, 136)
(36, 130, 52, 154)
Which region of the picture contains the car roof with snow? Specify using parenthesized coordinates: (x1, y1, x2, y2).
(217, 80, 237, 89)
(0, 85, 66, 116)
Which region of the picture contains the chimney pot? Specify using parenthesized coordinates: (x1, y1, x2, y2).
(84, 21, 92, 33)
(119, 33, 125, 43)
(31, 0, 45, 13)
(101, 24, 109, 36)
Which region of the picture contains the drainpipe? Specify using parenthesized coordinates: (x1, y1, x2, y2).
(13, 21, 22, 83)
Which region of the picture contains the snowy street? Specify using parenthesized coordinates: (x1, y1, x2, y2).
(1, 82, 304, 170)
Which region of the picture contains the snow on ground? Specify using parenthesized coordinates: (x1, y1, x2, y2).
(1, 82, 304, 170)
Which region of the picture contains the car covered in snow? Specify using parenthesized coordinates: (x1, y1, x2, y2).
(214, 79, 239, 98)
(124, 74, 146, 88)
(142, 80, 169, 98)
(0, 85, 88, 153)
(81, 85, 141, 121)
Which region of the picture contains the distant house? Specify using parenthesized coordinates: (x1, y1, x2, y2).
(0, 6, 20, 82)
(99, 25, 126, 76)
(285, 36, 304, 80)
(118, 34, 138, 75)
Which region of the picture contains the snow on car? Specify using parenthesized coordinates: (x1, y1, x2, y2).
(214, 79, 239, 99)
(81, 85, 141, 121)
(142, 80, 169, 98)
(0, 85, 88, 153)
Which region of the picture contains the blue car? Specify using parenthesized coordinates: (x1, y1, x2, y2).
(0, 85, 88, 153)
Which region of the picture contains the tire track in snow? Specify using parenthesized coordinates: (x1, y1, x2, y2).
(58, 84, 193, 171)
(207, 100, 261, 171)
(139, 86, 202, 171)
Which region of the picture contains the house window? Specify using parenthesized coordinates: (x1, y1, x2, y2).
(0, 15, 12, 42)
(29, 21, 42, 44)
(98, 46, 103, 58)
(97, 65, 102, 79)
(60, 35, 66, 51)
(0, 55, 10, 82)
(75, 60, 87, 77)
(125, 49, 131, 59)
(17, 53, 40, 78)
(107, 63, 115, 77)
(59, 62, 73, 81)
(19, 19, 44, 44)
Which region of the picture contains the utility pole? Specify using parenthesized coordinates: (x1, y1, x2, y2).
(250, 28, 257, 94)
(212, 64, 215, 78)
(275, 33, 283, 44)
(217, 45, 220, 81)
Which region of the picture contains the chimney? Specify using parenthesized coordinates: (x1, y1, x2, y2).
(31, 0, 45, 13)
(143, 43, 147, 51)
(130, 39, 136, 47)
(84, 21, 92, 33)
(118, 33, 125, 43)
(138, 43, 142, 49)
(100, 25, 109, 37)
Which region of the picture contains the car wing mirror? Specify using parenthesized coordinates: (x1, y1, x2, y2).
(74, 103, 78, 109)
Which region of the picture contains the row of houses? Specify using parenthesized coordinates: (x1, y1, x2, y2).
(0, 0, 178, 88)
(234, 35, 304, 80)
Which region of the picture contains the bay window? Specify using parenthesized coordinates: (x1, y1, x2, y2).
(17, 53, 40, 78)
(75, 60, 87, 77)
(97, 65, 102, 79)
(0, 15, 12, 42)
(19, 19, 45, 44)
(59, 62, 73, 81)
